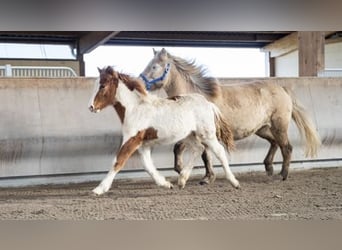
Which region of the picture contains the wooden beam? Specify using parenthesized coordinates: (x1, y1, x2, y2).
(78, 31, 120, 54)
(261, 32, 298, 58)
(298, 31, 325, 77)
(262, 31, 336, 58)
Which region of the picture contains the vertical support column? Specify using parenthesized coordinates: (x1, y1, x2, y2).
(265, 52, 275, 77)
(269, 56, 275, 77)
(298, 31, 325, 76)
(77, 53, 85, 77)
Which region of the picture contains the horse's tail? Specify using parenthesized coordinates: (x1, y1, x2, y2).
(284, 87, 321, 158)
(211, 103, 235, 152)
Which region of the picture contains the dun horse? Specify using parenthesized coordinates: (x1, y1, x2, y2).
(140, 48, 321, 183)
(88, 66, 239, 195)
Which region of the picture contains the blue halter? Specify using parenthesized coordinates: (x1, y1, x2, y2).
(140, 63, 170, 91)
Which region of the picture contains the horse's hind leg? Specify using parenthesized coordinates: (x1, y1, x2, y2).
(173, 141, 185, 174)
(277, 137, 292, 180)
(178, 136, 204, 188)
(270, 121, 293, 181)
(199, 149, 216, 185)
(256, 126, 279, 176)
(174, 141, 215, 185)
(204, 138, 240, 189)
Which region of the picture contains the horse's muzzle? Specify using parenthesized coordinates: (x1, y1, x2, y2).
(89, 105, 98, 113)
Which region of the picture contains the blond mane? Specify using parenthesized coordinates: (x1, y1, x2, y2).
(168, 53, 221, 98)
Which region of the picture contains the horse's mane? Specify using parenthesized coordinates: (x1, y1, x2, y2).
(117, 72, 148, 96)
(104, 66, 148, 96)
(168, 53, 221, 98)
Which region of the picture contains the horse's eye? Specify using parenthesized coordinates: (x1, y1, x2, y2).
(99, 84, 105, 90)
(152, 65, 157, 70)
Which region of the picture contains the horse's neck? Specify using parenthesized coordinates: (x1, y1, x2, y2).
(113, 102, 125, 124)
(115, 82, 142, 112)
(164, 67, 192, 97)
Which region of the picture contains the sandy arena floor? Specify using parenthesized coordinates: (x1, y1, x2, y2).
(0, 167, 341, 220)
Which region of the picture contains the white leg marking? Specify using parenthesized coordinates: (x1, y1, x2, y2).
(93, 157, 117, 195)
(178, 165, 192, 189)
(138, 147, 173, 189)
(206, 139, 240, 188)
(178, 138, 203, 188)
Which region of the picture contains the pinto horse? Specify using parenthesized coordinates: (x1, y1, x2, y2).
(88, 66, 239, 195)
(140, 48, 321, 183)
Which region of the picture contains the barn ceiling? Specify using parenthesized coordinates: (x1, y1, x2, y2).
(0, 31, 294, 54)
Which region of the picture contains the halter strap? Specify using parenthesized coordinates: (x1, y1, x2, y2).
(140, 63, 170, 91)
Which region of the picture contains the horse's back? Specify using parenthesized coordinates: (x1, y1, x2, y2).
(219, 81, 282, 107)
(142, 93, 215, 140)
(216, 81, 292, 139)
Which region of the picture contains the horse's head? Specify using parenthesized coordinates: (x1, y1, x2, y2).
(89, 66, 119, 113)
(140, 48, 171, 91)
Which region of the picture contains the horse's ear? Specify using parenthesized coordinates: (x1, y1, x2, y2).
(153, 48, 157, 55)
(105, 66, 114, 75)
(110, 68, 118, 79)
(97, 67, 102, 73)
(159, 48, 168, 61)
(160, 48, 167, 55)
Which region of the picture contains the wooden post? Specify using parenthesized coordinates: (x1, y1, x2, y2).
(298, 32, 325, 76)
(77, 53, 85, 77)
(265, 52, 275, 77)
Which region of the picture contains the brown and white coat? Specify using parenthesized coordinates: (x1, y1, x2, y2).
(89, 66, 239, 195)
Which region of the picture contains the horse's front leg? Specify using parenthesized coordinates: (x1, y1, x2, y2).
(92, 132, 145, 195)
(138, 146, 173, 189)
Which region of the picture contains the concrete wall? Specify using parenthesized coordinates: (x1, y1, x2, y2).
(0, 77, 341, 186)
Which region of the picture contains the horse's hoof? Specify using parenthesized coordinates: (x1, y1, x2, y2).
(265, 166, 274, 176)
(230, 179, 240, 189)
(91, 191, 100, 197)
(199, 176, 210, 185)
(199, 175, 216, 185)
(199, 180, 209, 185)
(279, 170, 288, 181)
(92, 186, 105, 196)
(163, 181, 174, 189)
(266, 170, 273, 176)
(177, 178, 186, 189)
